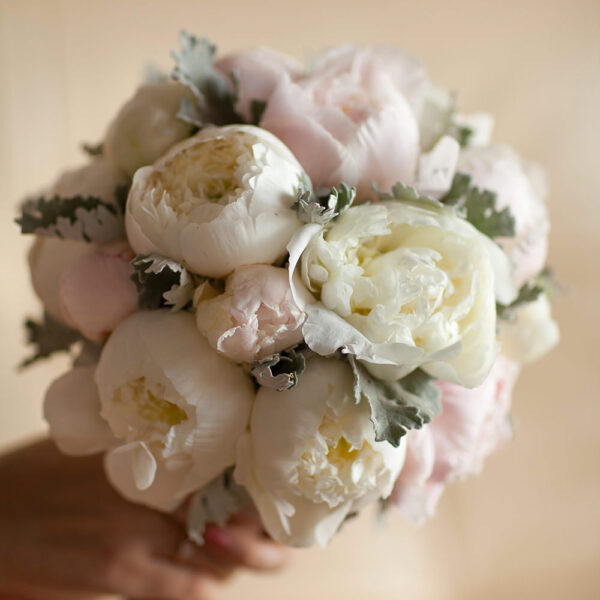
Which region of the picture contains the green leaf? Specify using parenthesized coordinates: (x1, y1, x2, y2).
(176, 96, 204, 129)
(293, 181, 356, 225)
(249, 99, 267, 125)
(250, 345, 308, 391)
(187, 468, 250, 545)
(349, 358, 441, 448)
(20, 313, 83, 368)
(81, 142, 103, 157)
(453, 125, 474, 148)
(16, 195, 125, 243)
(130, 254, 196, 311)
(439, 172, 472, 206)
(535, 266, 562, 299)
(171, 31, 239, 126)
(463, 187, 516, 238)
(496, 281, 544, 320)
(440, 172, 516, 239)
(376, 180, 444, 210)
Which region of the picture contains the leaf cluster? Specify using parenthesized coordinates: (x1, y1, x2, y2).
(440, 172, 516, 239)
(293, 181, 356, 226)
(186, 469, 250, 545)
(250, 345, 308, 391)
(171, 32, 240, 127)
(16, 194, 125, 243)
(20, 313, 83, 368)
(130, 254, 195, 311)
(349, 358, 441, 448)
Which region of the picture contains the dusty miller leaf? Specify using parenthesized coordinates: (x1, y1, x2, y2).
(463, 188, 516, 239)
(349, 358, 441, 448)
(249, 99, 267, 125)
(375, 180, 444, 210)
(440, 172, 516, 239)
(187, 469, 250, 545)
(250, 345, 308, 391)
(171, 31, 239, 126)
(73, 339, 103, 368)
(496, 281, 544, 321)
(20, 313, 83, 368)
(16, 195, 125, 243)
(113, 183, 131, 215)
(439, 172, 472, 206)
(453, 125, 474, 148)
(81, 142, 103, 157)
(293, 181, 356, 226)
(176, 96, 204, 129)
(130, 254, 196, 311)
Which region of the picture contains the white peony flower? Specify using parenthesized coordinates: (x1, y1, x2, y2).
(125, 124, 307, 278)
(94, 310, 255, 510)
(194, 264, 305, 363)
(288, 201, 517, 387)
(104, 81, 194, 177)
(498, 294, 559, 365)
(47, 157, 128, 204)
(235, 357, 406, 547)
(44, 366, 117, 456)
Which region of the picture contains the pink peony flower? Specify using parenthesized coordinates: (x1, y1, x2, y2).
(28, 237, 96, 323)
(194, 264, 305, 363)
(215, 47, 303, 123)
(457, 144, 550, 288)
(390, 355, 519, 524)
(259, 46, 424, 200)
(59, 240, 139, 342)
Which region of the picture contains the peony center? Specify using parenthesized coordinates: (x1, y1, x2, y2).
(290, 417, 381, 508)
(112, 377, 188, 430)
(149, 131, 256, 214)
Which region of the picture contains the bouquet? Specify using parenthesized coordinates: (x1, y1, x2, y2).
(17, 33, 559, 548)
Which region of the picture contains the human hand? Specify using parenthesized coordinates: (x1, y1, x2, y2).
(0, 439, 291, 600)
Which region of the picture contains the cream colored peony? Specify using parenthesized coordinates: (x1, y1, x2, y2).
(498, 294, 559, 365)
(234, 356, 406, 547)
(288, 201, 517, 387)
(90, 310, 254, 510)
(104, 81, 194, 177)
(125, 124, 307, 278)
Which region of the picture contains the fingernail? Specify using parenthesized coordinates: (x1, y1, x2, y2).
(204, 524, 232, 550)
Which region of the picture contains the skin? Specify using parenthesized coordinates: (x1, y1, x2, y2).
(0, 439, 291, 600)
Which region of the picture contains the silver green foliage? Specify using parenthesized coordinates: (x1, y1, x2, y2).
(187, 469, 250, 545)
(130, 254, 196, 311)
(496, 268, 559, 321)
(293, 179, 356, 226)
(349, 357, 441, 448)
(171, 31, 239, 127)
(16, 195, 125, 243)
(440, 172, 516, 239)
(375, 181, 444, 210)
(20, 313, 83, 368)
(250, 345, 308, 391)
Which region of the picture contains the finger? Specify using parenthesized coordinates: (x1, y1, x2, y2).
(106, 554, 220, 600)
(173, 540, 236, 581)
(203, 524, 292, 571)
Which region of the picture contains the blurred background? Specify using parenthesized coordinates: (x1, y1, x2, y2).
(0, 1, 599, 598)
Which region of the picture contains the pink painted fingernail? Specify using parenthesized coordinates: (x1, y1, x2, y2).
(204, 524, 232, 550)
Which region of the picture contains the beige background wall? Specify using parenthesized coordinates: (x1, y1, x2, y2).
(1, 1, 599, 598)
